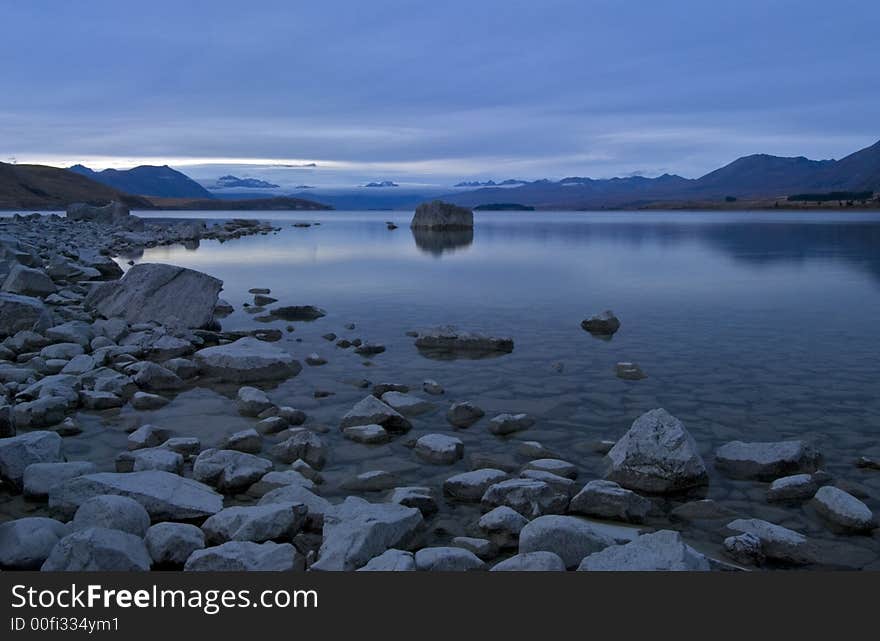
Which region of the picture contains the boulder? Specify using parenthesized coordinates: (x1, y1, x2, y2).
(340, 395, 412, 432)
(451, 536, 497, 560)
(128, 424, 172, 450)
(726, 518, 812, 565)
(130, 391, 170, 411)
(380, 391, 433, 416)
(0, 517, 68, 569)
(340, 470, 398, 492)
(812, 486, 874, 533)
(201, 503, 308, 543)
(443, 468, 510, 501)
(580, 310, 621, 335)
(194, 337, 302, 383)
(478, 506, 529, 548)
(343, 423, 389, 444)
(0, 292, 53, 337)
(132, 362, 184, 391)
(357, 549, 416, 571)
(145, 522, 205, 566)
(605, 408, 708, 493)
(715, 440, 821, 480)
(523, 459, 577, 479)
(48, 471, 223, 521)
(766, 473, 818, 502)
(12, 397, 70, 430)
(388, 486, 438, 516)
(226, 428, 263, 454)
(45, 320, 93, 347)
(577, 530, 711, 571)
(519, 515, 616, 568)
(491, 551, 566, 571)
(270, 430, 327, 468)
(481, 478, 569, 518)
(0, 430, 63, 488)
(42, 527, 151, 571)
(414, 547, 485, 571)
(193, 449, 273, 492)
(237, 386, 273, 416)
(23, 461, 97, 499)
(311, 497, 423, 571)
(115, 447, 184, 474)
(2, 264, 56, 297)
(72, 495, 151, 537)
(414, 433, 464, 464)
(84, 263, 222, 329)
(184, 541, 301, 571)
(66, 201, 141, 228)
(410, 201, 473, 229)
(568, 480, 651, 523)
(247, 470, 315, 496)
(258, 484, 332, 529)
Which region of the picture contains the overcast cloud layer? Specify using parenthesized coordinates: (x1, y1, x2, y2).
(2, 0, 878, 188)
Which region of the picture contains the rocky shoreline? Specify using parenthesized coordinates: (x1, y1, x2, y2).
(0, 205, 877, 571)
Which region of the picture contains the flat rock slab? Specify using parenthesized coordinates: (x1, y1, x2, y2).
(715, 440, 821, 480)
(48, 471, 223, 521)
(194, 337, 302, 383)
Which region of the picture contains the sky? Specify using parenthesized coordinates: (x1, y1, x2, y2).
(1, 0, 878, 189)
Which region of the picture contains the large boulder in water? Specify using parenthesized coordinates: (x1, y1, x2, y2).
(66, 201, 143, 231)
(410, 200, 473, 230)
(605, 408, 708, 494)
(84, 263, 222, 329)
(194, 337, 302, 383)
(0, 292, 53, 337)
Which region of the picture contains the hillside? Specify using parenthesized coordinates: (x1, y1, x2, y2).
(145, 196, 332, 211)
(447, 139, 880, 209)
(70, 164, 214, 199)
(0, 162, 153, 210)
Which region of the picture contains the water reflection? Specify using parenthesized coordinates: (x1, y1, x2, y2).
(410, 227, 474, 256)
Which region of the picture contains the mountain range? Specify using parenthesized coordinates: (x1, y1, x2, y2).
(0, 163, 153, 209)
(69, 164, 213, 199)
(214, 175, 280, 189)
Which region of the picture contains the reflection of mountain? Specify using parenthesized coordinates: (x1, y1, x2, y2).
(411, 227, 474, 256)
(473, 216, 880, 286)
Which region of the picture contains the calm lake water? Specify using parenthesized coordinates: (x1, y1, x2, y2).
(11, 210, 880, 567)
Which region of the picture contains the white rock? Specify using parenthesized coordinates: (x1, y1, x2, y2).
(388, 486, 437, 515)
(194, 337, 302, 383)
(715, 440, 821, 480)
(0, 517, 68, 569)
(444, 468, 510, 501)
(311, 497, 423, 571)
(812, 486, 874, 532)
(201, 503, 308, 544)
(42, 527, 151, 571)
(270, 430, 327, 468)
(131, 391, 170, 411)
(340, 395, 412, 432)
(488, 413, 535, 436)
(145, 522, 205, 566)
(343, 423, 389, 444)
(49, 471, 223, 521)
(491, 551, 566, 571)
(478, 506, 529, 548)
(23, 461, 96, 499)
(523, 458, 577, 479)
(451, 536, 497, 560)
(72, 495, 151, 537)
(415, 547, 485, 571)
(237, 386, 273, 417)
(578, 530, 711, 571)
(258, 484, 332, 529)
(415, 433, 464, 464)
(519, 515, 616, 568)
(184, 541, 301, 571)
(767, 473, 818, 502)
(726, 518, 812, 564)
(481, 478, 569, 518)
(357, 549, 416, 571)
(225, 428, 262, 454)
(568, 480, 652, 523)
(193, 448, 273, 492)
(381, 391, 433, 416)
(116, 447, 184, 474)
(127, 424, 172, 450)
(0, 430, 63, 487)
(606, 408, 708, 493)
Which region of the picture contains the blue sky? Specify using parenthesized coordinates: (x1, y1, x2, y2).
(1, 0, 877, 188)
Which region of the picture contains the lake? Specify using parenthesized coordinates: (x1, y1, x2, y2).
(8, 209, 880, 568)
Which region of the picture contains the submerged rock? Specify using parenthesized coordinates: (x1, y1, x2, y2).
(446, 401, 485, 428)
(414, 325, 513, 356)
(578, 530, 710, 571)
(340, 395, 412, 432)
(414, 433, 464, 464)
(580, 310, 621, 336)
(605, 408, 708, 494)
(85, 263, 222, 329)
(488, 413, 535, 436)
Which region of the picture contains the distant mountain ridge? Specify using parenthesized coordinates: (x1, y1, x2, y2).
(214, 175, 280, 189)
(70, 164, 213, 199)
(446, 139, 880, 209)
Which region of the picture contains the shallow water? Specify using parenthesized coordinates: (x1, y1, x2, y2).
(7, 210, 880, 567)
